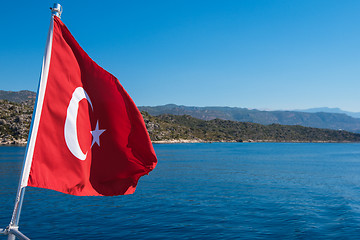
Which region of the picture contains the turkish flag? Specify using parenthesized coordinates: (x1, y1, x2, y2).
(26, 16, 157, 196)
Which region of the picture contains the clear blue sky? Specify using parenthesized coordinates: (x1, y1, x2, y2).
(1, 1, 360, 111)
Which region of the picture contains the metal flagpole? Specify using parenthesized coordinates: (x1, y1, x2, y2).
(0, 4, 62, 240)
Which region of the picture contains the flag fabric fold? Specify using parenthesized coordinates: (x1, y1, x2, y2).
(26, 16, 157, 196)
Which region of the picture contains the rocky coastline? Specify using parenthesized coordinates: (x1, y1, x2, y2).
(0, 99, 33, 146)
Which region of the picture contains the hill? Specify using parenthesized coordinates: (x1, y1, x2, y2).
(1, 99, 360, 144)
(142, 112, 360, 143)
(0, 90, 36, 103)
(2, 91, 360, 133)
(139, 104, 360, 133)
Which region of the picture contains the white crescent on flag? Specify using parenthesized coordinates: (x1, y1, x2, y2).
(64, 87, 93, 160)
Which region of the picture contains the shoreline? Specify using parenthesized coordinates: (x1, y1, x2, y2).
(0, 139, 27, 146)
(151, 139, 359, 144)
(1, 139, 358, 146)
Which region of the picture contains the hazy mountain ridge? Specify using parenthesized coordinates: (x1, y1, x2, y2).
(139, 104, 360, 133)
(295, 107, 360, 119)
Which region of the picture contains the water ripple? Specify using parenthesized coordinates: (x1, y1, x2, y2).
(1, 143, 360, 239)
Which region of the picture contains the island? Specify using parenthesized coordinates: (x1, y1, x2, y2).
(1, 98, 360, 145)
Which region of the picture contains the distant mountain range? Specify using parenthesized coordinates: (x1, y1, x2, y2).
(295, 107, 360, 119)
(2, 90, 360, 133)
(139, 104, 360, 133)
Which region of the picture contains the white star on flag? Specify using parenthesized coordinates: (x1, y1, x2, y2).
(90, 120, 106, 147)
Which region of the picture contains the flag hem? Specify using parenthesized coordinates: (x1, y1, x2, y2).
(20, 16, 55, 188)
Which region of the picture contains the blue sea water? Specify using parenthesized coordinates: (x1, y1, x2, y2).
(1, 143, 360, 239)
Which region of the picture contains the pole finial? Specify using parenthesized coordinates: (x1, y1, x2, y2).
(50, 3, 62, 18)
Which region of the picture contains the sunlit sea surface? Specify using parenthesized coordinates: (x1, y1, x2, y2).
(1, 143, 360, 239)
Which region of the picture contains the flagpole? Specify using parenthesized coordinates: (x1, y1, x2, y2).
(1, 4, 62, 240)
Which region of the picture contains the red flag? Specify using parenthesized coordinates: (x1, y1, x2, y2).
(25, 16, 157, 196)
